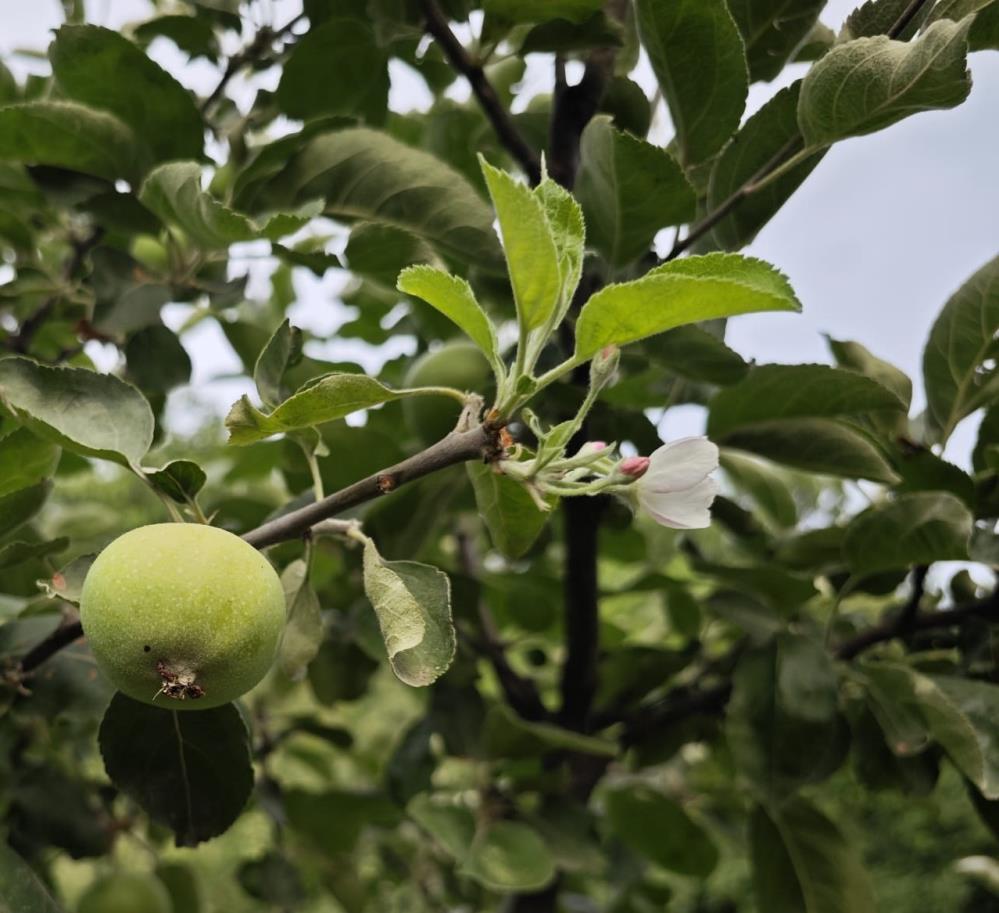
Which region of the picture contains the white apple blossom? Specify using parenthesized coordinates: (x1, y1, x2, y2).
(625, 437, 719, 529)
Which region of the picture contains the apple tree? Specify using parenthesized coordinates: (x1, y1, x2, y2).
(2, 0, 999, 910)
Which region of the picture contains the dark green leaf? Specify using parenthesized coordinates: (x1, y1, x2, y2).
(143, 460, 206, 505)
(482, 703, 617, 758)
(483, 0, 603, 24)
(0, 481, 52, 539)
(277, 17, 388, 123)
(125, 325, 192, 394)
(0, 841, 65, 913)
(708, 82, 825, 251)
(842, 0, 933, 40)
(0, 102, 142, 184)
(728, 0, 826, 81)
(843, 492, 972, 575)
(50, 25, 203, 163)
(721, 450, 798, 528)
(750, 798, 876, 913)
(646, 325, 749, 385)
(827, 337, 913, 409)
(922, 254, 999, 441)
(575, 117, 695, 266)
(0, 537, 68, 571)
(467, 461, 554, 560)
(254, 320, 303, 409)
(635, 0, 749, 165)
(99, 693, 253, 846)
(279, 559, 322, 681)
(462, 820, 556, 892)
(604, 785, 718, 877)
(0, 427, 60, 498)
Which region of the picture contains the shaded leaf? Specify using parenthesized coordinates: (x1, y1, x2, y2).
(0, 481, 52, 540)
(0, 841, 65, 913)
(843, 492, 972, 576)
(143, 461, 206, 505)
(483, 703, 617, 758)
(575, 116, 695, 266)
(0, 427, 60, 498)
(253, 319, 303, 409)
(279, 559, 322, 681)
(750, 798, 876, 913)
(0, 358, 154, 468)
(37, 554, 95, 605)
(604, 785, 719, 877)
(125, 325, 192, 394)
(635, 0, 749, 164)
(361, 537, 455, 687)
(922, 254, 999, 441)
(467, 461, 554, 559)
(99, 693, 253, 846)
(647, 325, 749, 385)
(0, 537, 68, 571)
(407, 794, 476, 860)
(728, 0, 826, 81)
(49, 24, 203, 164)
(0, 102, 142, 183)
(574, 254, 801, 359)
(462, 820, 556, 892)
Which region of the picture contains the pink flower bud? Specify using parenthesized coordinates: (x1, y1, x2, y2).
(618, 456, 650, 478)
(580, 440, 607, 454)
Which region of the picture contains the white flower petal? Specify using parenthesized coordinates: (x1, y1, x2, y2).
(643, 437, 719, 492)
(639, 477, 718, 529)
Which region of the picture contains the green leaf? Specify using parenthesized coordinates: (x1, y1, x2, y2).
(407, 794, 476, 861)
(971, 1, 999, 49)
(533, 176, 585, 315)
(776, 633, 839, 722)
(49, 25, 203, 164)
(254, 320, 303, 409)
(575, 117, 695, 267)
(0, 427, 60, 498)
(480, 159, 561, 332)
(574, 254, 800, 359)
(125, 325, 192, 395)
(467, 461, 554, 559)
(361, 537, 455, 687)
(482, 703, 617, 758)
(279, 559, 322, 682)
(0, 841, 65, 913)
(708, 364, 905, 437)
(719, 418, 900, 482)
(285, 788, 400, 854)
(604, 785, 719, 877)
(647, 325, 749, 385)
(843, 492, 973, 576)
(842, 0, 934, 40)
(721, 450, 797, 528)
(241, 128, 503, 270)
(139, 162, 315, 249)
(99, 693, 253, 846)
(462, 820, 556, 892)
(143, 461, 207, 505)
(0, 537, 68, 571)
(397, 266, 500, 368)
(708, 81, 825, 251)
(276, 17, 388, 123)
(798, 19, 973, 147)
(0, 482, 52, 544)
(225, 374, 414, 445)
(635, 0, 748, 165)
(483, 0, 603, 23)
(345, 222, 433, 288)
(0, 102, 142, 184)
(926, 0, 999, 27)
(0, 358, 154, 468)
(922, 254, 999, 441)
(750, 798, 876, 913)
(728, 0, 826, 82)
(827, 336, 913, 409)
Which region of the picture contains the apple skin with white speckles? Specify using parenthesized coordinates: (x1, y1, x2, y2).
(80, 523, 286, 710)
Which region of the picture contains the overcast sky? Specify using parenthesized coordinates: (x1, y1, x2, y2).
(2, 0, 998, 465)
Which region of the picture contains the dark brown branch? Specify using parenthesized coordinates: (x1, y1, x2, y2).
(18, 620, 84, 675)
(896, 564, 930, 632)
(888, 0, 933, 39)
(200, 12, 305, 115)
(420, 0, 542, 184)
(243, 423, 502, 549)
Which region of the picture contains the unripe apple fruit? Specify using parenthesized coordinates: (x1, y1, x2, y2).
(129, 234, 170, 274)
(77, 872, 172, 913)
(80, 524, 285, 710)
(403, 341, 491, 444)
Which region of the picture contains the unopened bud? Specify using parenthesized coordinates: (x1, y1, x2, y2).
(617, 456, 650, 479)
(589, 345, 620, 392)
(578, 440, 607, 456)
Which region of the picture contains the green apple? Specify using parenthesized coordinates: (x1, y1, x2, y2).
(129, 234, 170, 273)
(403, 341, 492, 444)
(80, 523, 285, 710)
(77, 872, 172, 913)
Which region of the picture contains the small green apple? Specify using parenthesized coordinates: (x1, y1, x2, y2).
(80, 523, 285, 710)
(129, 234, 170, 273)
(403, 341, 492, 444)
(77, 872, 172, 913)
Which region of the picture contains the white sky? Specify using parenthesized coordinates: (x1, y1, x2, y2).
(2, 0, 998, 465)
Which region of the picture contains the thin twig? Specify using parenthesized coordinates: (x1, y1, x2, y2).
(18, 620, 84, 674)
(420, 0, 542, 184)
